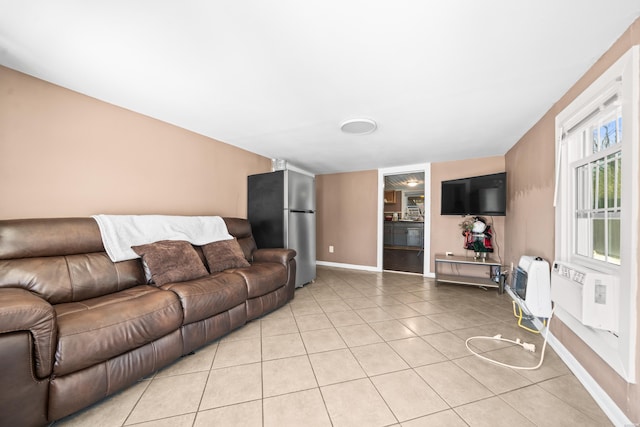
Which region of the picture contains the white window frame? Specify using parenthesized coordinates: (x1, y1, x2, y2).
(569, 90, 622, 269)
(555, 46, 639, 381)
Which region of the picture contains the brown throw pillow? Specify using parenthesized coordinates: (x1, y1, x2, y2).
(131, 240, 209, 286)
(202, 238, 250, 273)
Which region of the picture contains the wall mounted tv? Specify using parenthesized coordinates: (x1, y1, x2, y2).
(441, 172, 506, 216)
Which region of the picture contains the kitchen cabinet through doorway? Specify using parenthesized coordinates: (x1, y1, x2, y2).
(384, 221, 423, 248)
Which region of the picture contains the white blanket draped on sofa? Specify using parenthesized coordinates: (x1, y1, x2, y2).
(92, 214, 233, 262)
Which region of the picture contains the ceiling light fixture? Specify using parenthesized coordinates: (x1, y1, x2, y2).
(407, 180, 419, 187)
(340, 118, 377, 135)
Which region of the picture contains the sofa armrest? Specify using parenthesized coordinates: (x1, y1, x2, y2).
(0, 287, 56, 378)
(252, 248, 296, 265)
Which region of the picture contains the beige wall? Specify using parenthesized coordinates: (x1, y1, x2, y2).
(504, 109, 556, 266)
(430, 156, 506, 272)
(504, 18, 640, 422)
(0, 66, 271, 220)
(316, 158, 507, 272)
(316, 170, 378, 267)
(4, 19, 640, 420)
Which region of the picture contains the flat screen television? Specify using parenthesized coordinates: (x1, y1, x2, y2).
(441, 172, 506, 216)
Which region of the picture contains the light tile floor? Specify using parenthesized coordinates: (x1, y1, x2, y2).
(55, 266, 612, 426)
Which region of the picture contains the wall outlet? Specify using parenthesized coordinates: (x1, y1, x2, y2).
(329, 245, 334, 253)
(445, 251, 453, 256)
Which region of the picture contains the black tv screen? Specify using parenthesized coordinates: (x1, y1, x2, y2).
(441, 172, 506, 216)
(440, 179, 469, 215)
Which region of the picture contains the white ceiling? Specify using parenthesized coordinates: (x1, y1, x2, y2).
(1, 1, 639, 175)
(385, 173, 425, 191)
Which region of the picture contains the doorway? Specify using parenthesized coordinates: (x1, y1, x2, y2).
(382, 171, 426, 274)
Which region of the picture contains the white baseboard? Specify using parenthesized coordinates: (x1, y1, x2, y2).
(317, 261, 435, 278)
(546, 331, 633, 426)
(316, 261, 381, 272)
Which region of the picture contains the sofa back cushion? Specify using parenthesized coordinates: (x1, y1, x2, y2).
(223, 218, 258, 260)
(0, 216, 258, 304)
(0, 218, 144, 304)
(0, 217, 103, 259)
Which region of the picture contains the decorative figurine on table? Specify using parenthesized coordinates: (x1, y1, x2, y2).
(459, 216, 493, 258)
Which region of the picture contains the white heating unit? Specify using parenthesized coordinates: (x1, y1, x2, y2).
(551, 260, 619, 334)
(506, 256, 552, 318)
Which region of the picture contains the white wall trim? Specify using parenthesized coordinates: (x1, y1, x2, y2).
(316, 261, 436, 279)
(546, 330, 633, 426)
(377, 163, 431, 275)
(317, 260, 436, 277)
(316, 260, 381, 272)
(554, 45, 638, 382)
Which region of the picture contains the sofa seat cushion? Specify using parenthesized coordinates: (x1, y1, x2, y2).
(228, 263, 286, 299)
(53, 285, 182, 376)
(161, 272, 248, 325)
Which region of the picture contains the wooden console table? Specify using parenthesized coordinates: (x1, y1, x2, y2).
(434, 254, 503, 292)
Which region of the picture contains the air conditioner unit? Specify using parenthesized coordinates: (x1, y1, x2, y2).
(551, 260, 619, 334)
(506, 256, 552, 318)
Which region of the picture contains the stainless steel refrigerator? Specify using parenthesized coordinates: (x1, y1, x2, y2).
(247, 170, 316, 287)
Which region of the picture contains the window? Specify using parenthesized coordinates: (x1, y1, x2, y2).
(557, 78, 631, 273)
(572, 101, 622, 266)
(554, 46, 638, 382)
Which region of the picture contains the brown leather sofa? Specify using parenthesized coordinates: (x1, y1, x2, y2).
(0, 217, 296, 427)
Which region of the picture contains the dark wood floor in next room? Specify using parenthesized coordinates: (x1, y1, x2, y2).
(383, 246, 424, 274)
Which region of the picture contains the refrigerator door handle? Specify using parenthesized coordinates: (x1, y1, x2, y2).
(289, 209, 315, 213)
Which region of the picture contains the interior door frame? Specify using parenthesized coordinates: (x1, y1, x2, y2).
(377, 163, 433, 277)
